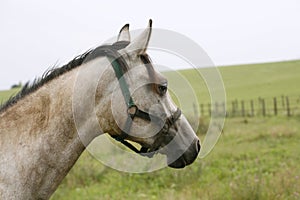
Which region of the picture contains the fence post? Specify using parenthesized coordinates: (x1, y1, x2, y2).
(250, 100, 254, 117)
(231, 101, 235, 117)
(286, 96, 291, 117)
(262, 98, 266, 117)
(273, 97, 278, 116)
(241, 100, 245, 117)
(235, 99, 239, 116)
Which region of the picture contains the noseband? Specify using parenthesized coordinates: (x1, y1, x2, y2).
(85, 41, 181, 157)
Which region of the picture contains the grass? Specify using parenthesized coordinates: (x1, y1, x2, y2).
(0, 60, 300, 199)
(49, 116, 300, 200)
(178, 60, 300, 102)
(164, 60, 300, 116)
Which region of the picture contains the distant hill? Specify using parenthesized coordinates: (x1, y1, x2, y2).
(173, 60, 300, 103)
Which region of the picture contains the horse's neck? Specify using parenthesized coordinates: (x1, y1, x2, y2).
(0, 57, 112, 199)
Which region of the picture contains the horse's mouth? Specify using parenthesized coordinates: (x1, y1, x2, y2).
(168, 156, 187, 168)
(167, 139, 200, 169)
(167, 153, 197, 168)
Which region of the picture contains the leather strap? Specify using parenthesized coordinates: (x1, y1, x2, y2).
(104, 46, 181, 157)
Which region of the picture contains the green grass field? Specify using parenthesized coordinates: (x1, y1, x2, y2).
(49, 117, 300, 200)
(179, 60, 300, 102)
(0, 60, 300, 199)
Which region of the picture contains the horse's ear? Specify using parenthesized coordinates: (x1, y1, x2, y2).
(117, 24, 131, 42)
(125, 19, 152, 55)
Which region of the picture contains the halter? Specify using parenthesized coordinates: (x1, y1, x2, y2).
(85, 41, 181, 157)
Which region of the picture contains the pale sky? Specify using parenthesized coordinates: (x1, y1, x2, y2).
(0, 0, 299, 90)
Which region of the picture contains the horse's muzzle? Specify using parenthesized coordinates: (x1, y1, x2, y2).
(168, 139, 200, 168)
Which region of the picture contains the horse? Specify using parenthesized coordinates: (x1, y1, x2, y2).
(0, 20, 200, 199)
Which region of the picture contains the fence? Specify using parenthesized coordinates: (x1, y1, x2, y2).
(199, 95, 300, 117)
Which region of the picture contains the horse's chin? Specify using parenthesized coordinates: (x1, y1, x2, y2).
(167, 156, 187, 168)
(168, 152, 200, 168)
(166, 139, 200, 169)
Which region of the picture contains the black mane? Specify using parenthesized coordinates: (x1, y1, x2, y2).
(0, 41, 129, 112)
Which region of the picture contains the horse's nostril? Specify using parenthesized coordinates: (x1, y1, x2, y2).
(196, 140, 201, 152)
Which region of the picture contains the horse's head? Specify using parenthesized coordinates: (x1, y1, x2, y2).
(96, 20, 200, 168)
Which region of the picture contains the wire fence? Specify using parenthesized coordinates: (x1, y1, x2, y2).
(199, 95, 300, 117)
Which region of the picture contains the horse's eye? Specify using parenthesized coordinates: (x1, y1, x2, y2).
(158, 83, 167, 95)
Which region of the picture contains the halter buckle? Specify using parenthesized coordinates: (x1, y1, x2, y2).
(127, 106, 137, 117)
